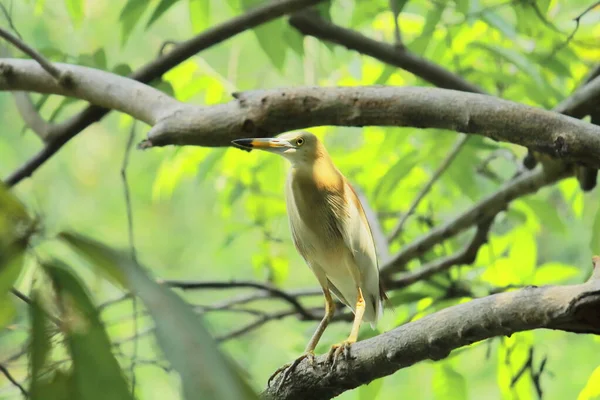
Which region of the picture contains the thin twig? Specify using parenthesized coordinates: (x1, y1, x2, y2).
(0, 26, 62, 80)
(386, 216, 495, 290)
(0, 364, 28, 397)
(120, 122, 138, 397)
(161, 280, 315, 320)
(387, 134, 470, 243)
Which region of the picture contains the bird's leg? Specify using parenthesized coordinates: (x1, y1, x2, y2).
(267, 288, 336, 388)
(327, 287, 365, 367)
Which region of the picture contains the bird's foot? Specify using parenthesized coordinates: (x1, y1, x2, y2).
(267, 351, 316, 390)
(326, 340, 354, 370)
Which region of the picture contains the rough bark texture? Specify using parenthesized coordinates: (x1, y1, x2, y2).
(262, 261, 600, 400)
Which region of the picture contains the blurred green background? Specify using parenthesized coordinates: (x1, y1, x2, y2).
(1, 0, 600, 399)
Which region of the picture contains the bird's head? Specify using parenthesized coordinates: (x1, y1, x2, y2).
(232, 131, 322, 166)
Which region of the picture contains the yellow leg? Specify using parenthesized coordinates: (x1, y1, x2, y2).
(267, 286, 336, 388)
(327, 287, 365, 365)
(304, 288, 336, 352)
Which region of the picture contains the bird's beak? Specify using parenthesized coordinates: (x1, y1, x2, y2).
(231, 138, 294, 153)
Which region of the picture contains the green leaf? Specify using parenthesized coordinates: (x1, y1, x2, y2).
(533, 262, 580, 285)
(388, 291, 430, 307)
(29, 293, 53, 400)
(359, 376, 384, 400)
(60, 232, 259, 400)
(578, 366, 600, 400)
(152, 79, 176, 97)
(433, 364, 467, 400)
(112, 63, 133, 77)
(93, 48, 107, 70)
(64, 0, 84, 27)
(147, 0, 182, 29)
(189, 0, 210, 32)
(592, 206, 600, 255)
(522, 198, 566, 234)
(374, 151, 420, 202)
(119, 0, 151, 46)
(59, 233, 128, 288)
(31, 370, 72, 400)
(240, 0, 286, 70)
(409, 3, 446, 54)
(283, 25, 304, 57)
(0, 295, 16, 329)
(480, 11, 517, 40)
(43, 260, 133, 400)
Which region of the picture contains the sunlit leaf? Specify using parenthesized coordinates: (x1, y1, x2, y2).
(359, 376, 384, 400)
(189, 0, 210, 32)
(147, 0, 182, 29)
(533, 262, 580, 285)
(59, 232, 258, 400)
(43, 260, 133, 400)
(373, 150, 420, 203)
(409, 2, 446, 54)
(64, 0, 84, 27)
(578, 366, 600, 400)
(433, 364, 467, 400)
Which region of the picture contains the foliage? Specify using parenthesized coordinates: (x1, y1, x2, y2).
(1, 0, 600, 399)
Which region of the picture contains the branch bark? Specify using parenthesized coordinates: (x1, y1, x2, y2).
(3, 0, 326, 186)
(380, 165, 571, 277)
(4, 61, 599, 166)
(262, 258, 600, 400)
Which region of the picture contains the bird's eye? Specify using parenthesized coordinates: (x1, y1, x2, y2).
(296, 138, 304, 146)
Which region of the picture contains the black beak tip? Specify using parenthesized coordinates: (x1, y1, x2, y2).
(231, 138, 253, 152)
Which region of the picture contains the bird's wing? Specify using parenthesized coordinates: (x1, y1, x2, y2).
(342, 182, 382, 322)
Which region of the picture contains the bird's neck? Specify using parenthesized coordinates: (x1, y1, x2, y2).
(290, 153, 343, 194)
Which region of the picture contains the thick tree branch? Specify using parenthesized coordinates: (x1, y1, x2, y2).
(3, 0, 326, 186)
(138, 85, 600, 168)
(0, 59, 180, 125)
(3, 64, 598, 167)
(262, 258, 600, 400)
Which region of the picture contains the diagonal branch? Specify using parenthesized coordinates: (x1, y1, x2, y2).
(4, 0, 326, 187)
(387, 134, 470, 242)
(289, 11, 485, 93)
(380, 165, 570, 277)
(0, 26, 61, 80)
(386, 216, 494, 289)
(262, 258, 600, 400)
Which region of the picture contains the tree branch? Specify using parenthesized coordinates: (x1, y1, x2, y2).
(380, 165, 570, 277)
(387, 134, 470, 242)
(289, 11, 485, 93)
(0, 26, 62, 80)
(4, 0, 326, 186)
(161, 279, 315, 320)
(386, 216, 494, 290)
(262, 258, 600, 400)
(4, 64, 597, 167)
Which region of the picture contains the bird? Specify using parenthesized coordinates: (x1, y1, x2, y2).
(232, 131, 386, 385)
